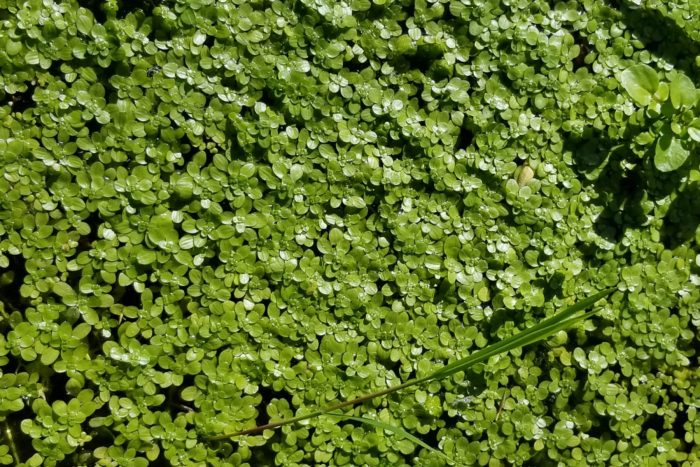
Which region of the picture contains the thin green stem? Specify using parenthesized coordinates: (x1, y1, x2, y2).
(208, 287, 615, 441)
(4, 422, 20, 465)
(209, 376, 432, 440)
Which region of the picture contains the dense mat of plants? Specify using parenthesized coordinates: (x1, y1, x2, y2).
(0, 0, 698, 465)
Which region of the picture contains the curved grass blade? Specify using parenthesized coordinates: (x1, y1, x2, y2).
(326, 412, 457, 465)
(208, 286, 616, 440)
(427, 287, 616, 381)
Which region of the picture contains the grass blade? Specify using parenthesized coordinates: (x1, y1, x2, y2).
(208, 286, 616, 440)
(326, 412, 457, 465)
(427, 287, 616, 381)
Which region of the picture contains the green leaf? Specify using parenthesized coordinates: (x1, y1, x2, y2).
(444, 236, 461, 259)
(73, 323, 92, 339)
(669, 74, 697, 109)
(147, 214, 179, 249)
(620, 64, 659, 106)
(655, 131, 690, 172)
(181, 386, 198, 401)
(76, 9, 94, 35)
(40, 347, 60, 366)
(688, 118, 700, 143)
(290, 164, 304, 182)
(136, 249, 157, 265)
(326, 412, 455, 464)
(53, 282, 76, 298)
(5, 40, 22, 56)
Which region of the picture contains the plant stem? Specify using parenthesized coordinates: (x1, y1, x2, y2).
(4, 422, 20, 465)
(209, 376, 432, 440)
(209, 287, 615, 441)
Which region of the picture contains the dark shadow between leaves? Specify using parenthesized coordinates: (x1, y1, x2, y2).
(564, 2, 699, 250)
(566, 126, 694, 246)
(609, 0, 700, 80)
(661, 182, 700, 249)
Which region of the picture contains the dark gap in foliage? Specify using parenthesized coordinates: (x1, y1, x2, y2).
(432, 277, 454, 304)
(5, 403, 35, 462)
(60, 452, 93, 466)
(3, 80, 36, 114)
(590, 163, 647, 243)
(539, 272, 565, 301)
(643, 412, 667, 433)
(151, 9, 175, 41)
(84, 115, 103, 135)
(249, 438, 282, 466)
(454, 123, 475, 152)
(45, 370, 71, 405)
(483, 308, 512, 339)
(670, 407, 689, 448)
(254, 384, 295, 428)
(317, 23, 343, 44)
(563, 129, 673, 244)
(75, 0, 107, 23)
(530, 449, 560, 466)
(260, 85, 286, 114)
(571, 31, 594, 72)
(178, 140, 201, 168)
(150, 450, 171, 467)
(461, 162, 504, 196)
(531, 344, 552, 373)
(303, 237, 324, 260)
(112, 284, 142, 308)
(83, 210, 103, 245)
(343, 53, 370, 73)
(375, 352, 402, 379)
(219, 75, 241, 91)
(362, 3, 393, 22)
(85, 324, 108, 356)
(116, 0, 163, 20)
(661, 182, 700, 249)
(0, 253, 29, 311)
(295, 7, 323, 33)
(47, 61, 66, 84)
(409, 44, 445, 77)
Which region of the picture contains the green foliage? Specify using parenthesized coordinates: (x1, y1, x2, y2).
(617, 63, 697, 172)
(0, 0, 698, 465)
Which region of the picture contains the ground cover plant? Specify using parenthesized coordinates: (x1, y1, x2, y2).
(0, 0, 698, 465)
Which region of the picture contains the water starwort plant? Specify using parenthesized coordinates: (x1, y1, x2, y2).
(0, 0, 698, 465)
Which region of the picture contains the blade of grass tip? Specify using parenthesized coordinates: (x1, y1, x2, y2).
(427, 287, 615, 381)
(326, 412, 458, 465)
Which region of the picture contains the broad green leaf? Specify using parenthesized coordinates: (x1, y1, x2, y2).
(669, 74, 697, 109)
(5, 40, 22, 56)
(136, 249, 156, 265)
(147, 215, 179, 248)
(655, 131, 689, 172)
(444, 236, 461, 259)
(73, 323, 92, 339)
(620, 64, 659, 106)
(688, 118, 700, 143)
(76, 9, 94, 35)
(40, 348, 60, 366)
(53, 282, 76, 298)
(290, 164, 304, 182)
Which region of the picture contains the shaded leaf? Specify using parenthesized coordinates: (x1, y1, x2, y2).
(620, 64, 659, 106)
